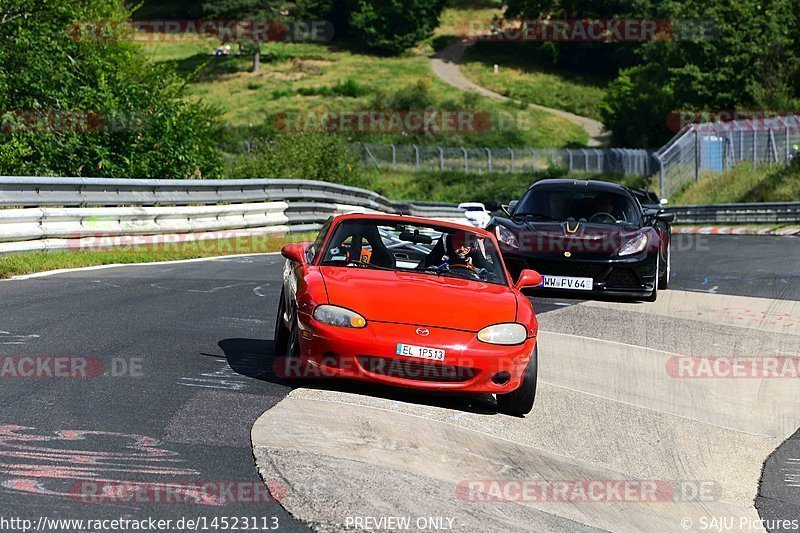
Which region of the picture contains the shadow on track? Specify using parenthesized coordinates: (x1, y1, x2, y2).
(218, 338, 500, 416)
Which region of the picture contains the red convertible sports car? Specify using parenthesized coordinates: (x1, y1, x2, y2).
(273, 213, 544, 416)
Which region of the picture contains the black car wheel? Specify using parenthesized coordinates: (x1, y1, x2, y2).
(497, 345, 538, 417)
(274, 289, 290, 356)
(658, 242, 670, 291)
(645, 259, 659, 302)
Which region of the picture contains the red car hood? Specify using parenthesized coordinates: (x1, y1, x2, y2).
(319, 267, 518, 332)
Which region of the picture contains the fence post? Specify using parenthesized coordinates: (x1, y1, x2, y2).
(596, 149, 602, 172)
(752, 127, 757, 164)
(485, 147, 493, 172)
(581, 149, 589, 171)
(438, 146, 444, 171)
(658, 157, 665, 198)
(391, 144, 397, 170)
(530, 149, 536, 175)
(412, 145, 419, 171)
(462, 147, 468, 174)
(694, 128, 700, 181)
(363, 142, 369, 168)
(508, 147, 514, 172)
(738, 130, 743, 163)
(786, 127, 791, 163)
(768, 128, 778, 162)
(568, 150, 573, 172)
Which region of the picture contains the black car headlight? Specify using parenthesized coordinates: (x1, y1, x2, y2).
(495, 225, 519, 249)
(618, 234, 648, 256)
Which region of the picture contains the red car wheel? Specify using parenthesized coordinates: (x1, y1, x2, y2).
(496, 344, 538, 417)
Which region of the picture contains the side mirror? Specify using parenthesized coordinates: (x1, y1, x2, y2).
(514, 269, 543, 290)
(656, 212, 675, 223)
(281, 243, 306, 264)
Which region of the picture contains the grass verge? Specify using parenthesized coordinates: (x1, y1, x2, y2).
(671, 163, 800, 204)
(137, 29, 587, 148)
(0, 233, 316, 279)
(460, 42, 609, 122)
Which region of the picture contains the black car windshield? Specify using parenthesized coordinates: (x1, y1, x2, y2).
(318, 220, 508, 285)
(515, 189, 640, 225)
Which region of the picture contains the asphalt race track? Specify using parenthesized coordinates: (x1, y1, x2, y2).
(1, 234, 798, 532)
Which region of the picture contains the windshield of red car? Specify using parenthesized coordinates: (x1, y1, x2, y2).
(516, 189, 641, 225)
(318, 220, 508, 285)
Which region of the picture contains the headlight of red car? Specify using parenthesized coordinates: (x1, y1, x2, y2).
(313, 305, 367, 328)
(477, 323, 527, 345)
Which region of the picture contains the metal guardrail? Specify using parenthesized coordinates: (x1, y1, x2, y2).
(0, 177, 469, 253)
(667, 202, 800, 225)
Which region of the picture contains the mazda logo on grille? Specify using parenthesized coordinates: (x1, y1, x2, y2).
(416, 328, 430, 337)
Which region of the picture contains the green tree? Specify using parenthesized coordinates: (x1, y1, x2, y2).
(600, 0, 800, 146)
(600, 64, 675, 147)
(297, 0, 447, 55)
(200, 0, 284, 73)
(348, 0, 447, 55)
(0, 0, 221, 177)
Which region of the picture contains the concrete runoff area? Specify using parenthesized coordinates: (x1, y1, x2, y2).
(252, 290, 799, 532)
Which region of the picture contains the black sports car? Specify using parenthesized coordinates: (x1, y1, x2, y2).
(486, 179, 675, 301)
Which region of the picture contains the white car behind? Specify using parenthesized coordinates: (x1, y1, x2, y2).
(458, 202, 492, 228)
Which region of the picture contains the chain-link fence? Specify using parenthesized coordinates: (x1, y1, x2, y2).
(353, 143, 658, 177)
(656, 115, 800, 198)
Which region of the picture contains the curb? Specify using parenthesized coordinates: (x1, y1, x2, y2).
(675, 226, 800, 236)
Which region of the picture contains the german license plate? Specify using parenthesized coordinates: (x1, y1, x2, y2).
(542, 275, 593, 291)
(396, 344, 445, 361)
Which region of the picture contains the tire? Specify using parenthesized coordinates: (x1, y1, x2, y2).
(275, 303, 303, 380)
(286, 313, 301, 358)
(658, 242, 670, 291)
(273, 289, 290, 356)
(497, 345, 538, 417)
(645, 258, 659, 302)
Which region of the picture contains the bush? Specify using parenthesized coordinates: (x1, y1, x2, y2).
(0, 0, 221, 178)
(225, 134, 375, 189)
(370, 80, 435, 111)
